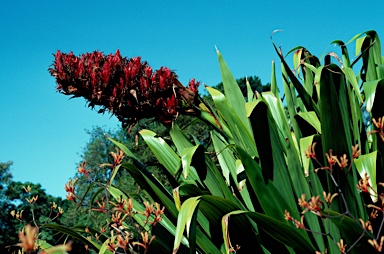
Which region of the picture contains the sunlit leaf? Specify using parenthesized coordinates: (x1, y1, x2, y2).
(342, 67, 363, 103)
(296, 112, 322, 134)
(299, 135, 315, 177)
(222, 210, 315, 253)
(181, 145, 199, 179)
(364, 79, 382, 112)
(107, 137, 137, 160)
(173, 197, 200, 253)
(354, 151, 378, 202)
(216, 48, 249, 130)
(140, 129, 181, 176)
(206, 86, 257, 157)
(43, 224, 107, 253)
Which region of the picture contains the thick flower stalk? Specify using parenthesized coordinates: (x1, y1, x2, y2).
(49, 50, 200, 126)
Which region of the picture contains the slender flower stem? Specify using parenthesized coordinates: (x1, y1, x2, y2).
(376, 211, 384, 241)
(30, 207, 39, 230)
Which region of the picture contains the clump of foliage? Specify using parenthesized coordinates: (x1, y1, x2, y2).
(45, 30, 384, 254)
(0, 161, 72, 253)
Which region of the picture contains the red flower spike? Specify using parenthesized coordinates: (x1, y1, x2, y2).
(123, 65, 131, 84)
(166, 94, 177, 108)
(49, 50, 199, 126)
(74, 60, 84, 79)
(111, 49, 122, 67)
(54, 50, 65, 79)
(131, 57, 141, 78)
(144, 66, 152, 77)
(159, 74, 165, 89)
(101, 61, 111, 84)
(140, 77, 148, 91)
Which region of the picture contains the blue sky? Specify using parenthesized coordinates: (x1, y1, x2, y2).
(1, 0, 383, 198)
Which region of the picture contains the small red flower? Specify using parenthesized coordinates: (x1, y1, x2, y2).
(187, 78, 200, 93)
(101, 61, 111, 84)
(305, 142, 317, 159)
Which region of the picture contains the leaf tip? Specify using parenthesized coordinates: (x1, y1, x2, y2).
(271, 29, 284, 40)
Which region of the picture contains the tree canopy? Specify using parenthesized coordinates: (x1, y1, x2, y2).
(214, 75, 271, 99)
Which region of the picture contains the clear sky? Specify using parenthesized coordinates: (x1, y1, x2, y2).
(1, 0, 383, 198)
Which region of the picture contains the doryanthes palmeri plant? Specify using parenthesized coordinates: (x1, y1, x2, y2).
(47, 30, 384, 254)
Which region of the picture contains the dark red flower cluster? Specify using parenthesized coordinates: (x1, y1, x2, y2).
(49, 50, 199, 126)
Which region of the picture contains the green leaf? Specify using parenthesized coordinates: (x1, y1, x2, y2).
(303, 62, 317, 74)
(107, 136, 137, 160)
(222, 210, 316, 253)
(181, 145, 199, 179)
(140, 129, 181, 176)
(271, 60, 279, 97)
(199, 106, 233, 138)
(293, 48, 303, 75)
(107, 185, 151, 230)
(355, 36, 366, 56)
(296, 112, 322, 134)
(216, 48, 249, 130)
(332, 40, 351, 68)
(198, 195, 263, 252)
(170, 124, 194, 156)
(43, 224, 107, 253)
(249, 101, 274, 181)
(108, 164, 121, 185)
(364, 79, 382, 112)
(206, 86, 257, 157)
(299, 135, 315, 177)
(318, 63, 349, 155)
(246, 77, 254, 102)
(211, 132, 235, 186)
(37, 240, 70, 254)
(237, 147, 296, 221)
(173, 197, 200, 253)
(342, 67, 363, 104)
(272, 42, 320, 116)
(99, 236, 116, 254)
(118, 163, 179, 219)
(354, 151, 378, 202)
